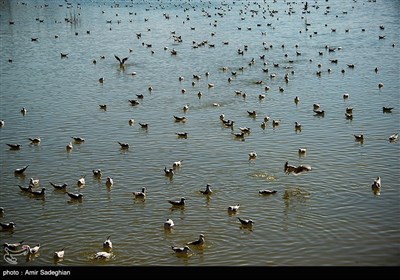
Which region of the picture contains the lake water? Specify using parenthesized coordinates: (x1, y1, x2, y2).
(0, 0, 399, 267)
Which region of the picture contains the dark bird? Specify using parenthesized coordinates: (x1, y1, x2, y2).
(6, 143, 21, 150)
(168, 197, 186, 207)
(29, 187, 46, 197)
(171, 245, 191, 254)
(71, 136, 85, 143)
(382, 107, 393, 113)
(176, 132, 188, 138)
(3, 240, 24, 251)
(115, 55, 128, 66)
(14, 165, 29, 175)
(200, 184, 213, 195)
(118, 142, 129, 149)
(0, 222, 16, 231)
(18, 185, 32, 193)
(238, 217, 254, 227)
(67, 192, 83, 200)
(284, 161, 312, 174)
(354, 134, 364, 142)
(371, 177, 381, 193)
(173, 115, 187, 122)
(259, 189, 277, 195)
(50, 182, 68, 190)
(186, 234, 205, 246)
(133, 187, 146, 199)
(103, 236, 112, 249)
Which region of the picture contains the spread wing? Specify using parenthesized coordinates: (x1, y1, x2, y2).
(114, 55, 121, 63)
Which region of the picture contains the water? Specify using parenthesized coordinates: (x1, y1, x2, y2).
(0, 0, 399, 267)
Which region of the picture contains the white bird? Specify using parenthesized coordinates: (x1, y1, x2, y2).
(248, 152, 257, 160)
(238, 217, 254, 227)
(66, 142, 73, 151)
(77, 176, 85, 187)
(105, 177, 113, 187)
(29, 177, 40, 187)
(94, 251, 112, 259)
(0, 119, 4, 127)
(54, 248, 65, 259)
(103, 236, 112, 249)
(164, 218, 175, 229)
(298, 148, 307, 154)
(228, 204, 240, 212)
(3, 240, 24, 251)
(172, 160, 183, 168)
(25, 244, 40, 254)
(0, 222, 16, 230)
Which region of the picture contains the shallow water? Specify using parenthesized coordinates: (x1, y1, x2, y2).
(0, 0, 399, 266)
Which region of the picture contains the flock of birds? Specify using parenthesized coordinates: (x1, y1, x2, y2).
(0, 0, 398, 265)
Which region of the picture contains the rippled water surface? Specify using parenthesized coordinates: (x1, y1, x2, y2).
(0, 0, 399, 267)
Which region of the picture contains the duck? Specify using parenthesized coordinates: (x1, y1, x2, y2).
(313, 109, 325, 116)
(228, 204, 240, 212)
(67, 192, 83, 200)
(105, 177, 113, 187)
(239, 127, 251, 134)
(389, 133, 398, 142)
(186, 234, 205, 246)
(0, 222, 16, 231)
(247, 110, 257, 117)
(94, 251, 112, 259)
(103, 236, 112, 249)
(294, 122, 302, 130)
(14, 165, 29, 175)
(133, 187, 146, 199)
(168, 197, 186, 207)
(284, 161, 312, 174)
(371, 177, 381, 193)
(294, 96, 300, 104)
(118, 142, 129, 149)
(99, 104, 107, 110)
(139, 122, 149, 129)
(238, 217, 254, 227)
(171, 245, 191, 254)
(199, 184, 212, 195)
(54, 248, 65, 259)
(183, 104, 190, 112)
(6, 143, 21, 150)
(259, 189, 277, 195)
(128, 119, 135, 126)
(50, 182, 68, 190)
(164, 218, 175, 229)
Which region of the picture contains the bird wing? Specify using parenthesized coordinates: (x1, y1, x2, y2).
(122, 57, 128, 64)
(114, 55, 121, 63)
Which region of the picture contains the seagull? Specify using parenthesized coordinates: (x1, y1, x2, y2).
(0, 222, 16, 231)
(248, 152, 257, 160)
(94, 251, 112, 259)
(50, 182, 68, 190)
(354, 134, 364, 142)
(29, 177, 40, 187)
(133, 187, 146, 199)
(171, 245, 191, 254)
(3, 240, 24, 251)
(238, 217, 254, 227)
(54, 248, 65, 259)
(168, 197, 186, 207)
(93, 169, 102, 178)
(105, 177, 113, 187)
(259, 189, 277, 195)
(172, 160, 183, 168)
(18, 185, 33, 193)
(228, 204, 240, 212)
(67, 192, 83, 200)
(164, 218, 175, 229)
(298, 148, 307, 154)
(389, 133, 398, 142)
(186, 234, 205, 246)
(71, 136, 85, 143)
(6, 143, 21, 150)
(371, 177, 381, 193)
(14, 165, 29, 175)
(103, 236, 112, 249)
(174, 115, 187, 122)
(25, 244, 40, 254)
(77, 175, 85, 187)
(114, 55, 128, 67)
(200, 184, 212, 195)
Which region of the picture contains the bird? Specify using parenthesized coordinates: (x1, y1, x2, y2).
(164, 218, 175, 229)
(21, 107, 27, 115)
(25, 244, 40, 254)
(354, 134, 364, 142)
(175, 132, 188, 138)
(14, 165, 29, 175)
(94, 251, 112, 259)
(18, 185, 33, 193)
(389, 133, 398, 142)
(105, 177, 113, 187)
(382, 107, 393, 113)
(247, 110, 257, 117)
(294, 122, 302, 130)
(298, 148, 307, 154)
(128, 119, 135, 126)
(186, 234, 205, 246)
(228, 204, 240, 212)
(133, 187, 146, 199)
(371, 177, 381, 193)
(248, 152, 257, 160)
(200, 184, 212, 195)
(259, 189, 277, 195)
(284, 161, 312, 174)
(168, 197, 186, 207)
(114, 55, 128, 67)
(29, 137, 41, 144)
(92, 169, 102, 178)
(139, 122, 149, 129)
(50, 182, 68, 190)
(164, 167, 174, 177)
(54, 248, 65, 259)
(171, 245, 191, 254)
(6, 143, 21, 150)
(29, 187, 46, 197)
(0, 120, 4, 127)
(66, 142, 73, 151)
(71, 136, 85, 143)
(99, 104, 107, 110)
(174, 115, 187, 122)
(3, 240, 24, 251)
(29, 177, 40, 187)
(314, 109, 325, 116)
(77, 175, 85, 187)
(67, 192, 83, 200)
(238, 217, 254, 227)
(172, 160, 183, 168)
(0, 222, 16, 231)
(103, 236, 112, 249)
